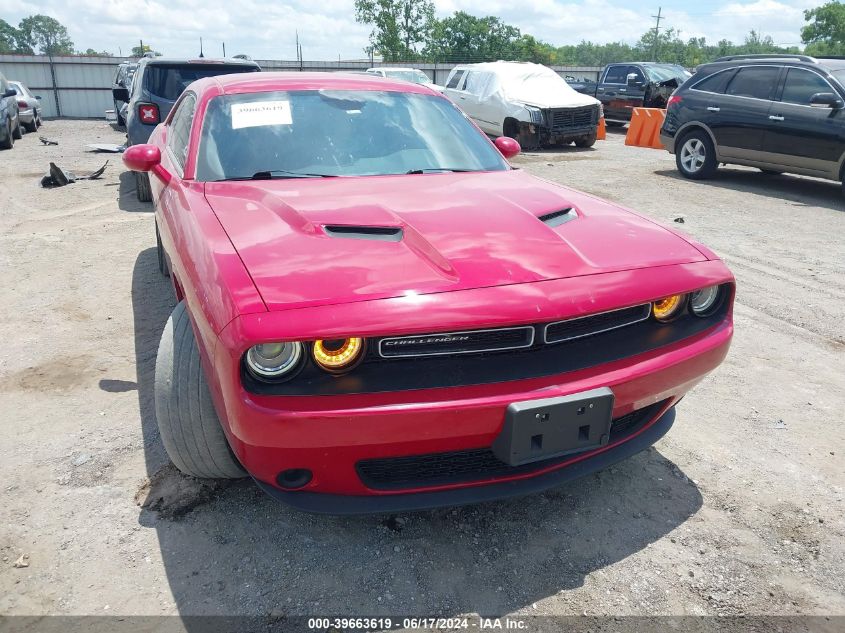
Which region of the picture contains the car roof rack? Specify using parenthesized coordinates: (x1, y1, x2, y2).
(713, 54, 816, 63)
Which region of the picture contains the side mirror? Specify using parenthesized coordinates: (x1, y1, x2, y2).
(626, 73, 643, 87)
(494, 136, 521, 159)
(123, 144, 161, 172)
(112, 87, 129, 102)
(810, 92, 844, 109)
(35, 95, 42, 100)
(3, 88, 16, 98)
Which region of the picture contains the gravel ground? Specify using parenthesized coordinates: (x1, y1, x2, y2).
(0, 120, 843, 626)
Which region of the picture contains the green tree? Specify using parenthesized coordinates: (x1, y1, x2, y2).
(131, 44, 161, 57)
(355, 0, 435, 61)
(0, 18, 34, 54)
(802, 1, 845, 54)
(80, 47, 112, 56)
(17, 15, 74, 56)
(423, 11, 525, 62)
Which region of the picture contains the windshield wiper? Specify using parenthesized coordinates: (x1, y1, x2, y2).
(405, 168, 477, 174)
(219, 170, 338, 181)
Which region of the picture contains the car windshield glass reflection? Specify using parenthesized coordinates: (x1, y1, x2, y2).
(196, 90, 509, 181)
(384, 70, 430, 84)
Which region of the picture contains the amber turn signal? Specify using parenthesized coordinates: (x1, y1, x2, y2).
(312, 338, 365, 373)
(652, 294, 686, 322)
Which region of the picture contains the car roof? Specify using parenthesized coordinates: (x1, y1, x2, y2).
(191, 71, 438, 96)
(697, 54, 845, 74)
(139, 56, 260, 68)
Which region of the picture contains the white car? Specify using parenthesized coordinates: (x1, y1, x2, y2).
(442, 61, 603, 149)
(365, 67, 441, 91)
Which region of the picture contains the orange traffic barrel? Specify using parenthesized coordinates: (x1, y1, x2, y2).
(597, 116, 606, 140)
(624, 108, 666, 149)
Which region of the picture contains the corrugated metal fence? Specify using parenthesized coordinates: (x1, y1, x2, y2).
(0, 54, 602, 119)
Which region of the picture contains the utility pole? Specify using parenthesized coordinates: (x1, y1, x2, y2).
(222, 42, 226, 57)
(651, 7, 663, 62)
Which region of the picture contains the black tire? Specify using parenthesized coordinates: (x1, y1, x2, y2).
(675, 130, 718, 180)
(606, 121, 626, 128)
(154, 301, 246, 479)
(155, 222, 170, 277)
(115, 101, 125, 127)
(574, 131, 597, 148)
(0, 120, 12, 150)
(23, 117, 37, 133)
(35, 111, 41, 129)
(136, 171, 152, 202)
(12, 116, 22, 140)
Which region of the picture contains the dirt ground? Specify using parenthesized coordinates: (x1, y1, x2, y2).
(0, 120, 843, 626)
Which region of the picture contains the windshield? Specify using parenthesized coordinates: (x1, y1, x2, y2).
(145, 64, 258, 101)
(384, 70, 431, 84)
(647, 65, 692, 83)
(196, 90, 509, 181)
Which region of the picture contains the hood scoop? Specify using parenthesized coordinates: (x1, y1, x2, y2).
(324, 225, 404, 242)
(538, 208, 577, 228)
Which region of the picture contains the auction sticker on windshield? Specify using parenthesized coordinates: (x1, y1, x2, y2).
(231, 101, 293, 129)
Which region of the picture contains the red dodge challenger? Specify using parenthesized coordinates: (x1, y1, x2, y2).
(123, 72, 734, 514)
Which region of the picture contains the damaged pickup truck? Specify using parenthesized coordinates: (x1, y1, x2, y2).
(443, 62, 602, 149)
(569, 63, 691, 125)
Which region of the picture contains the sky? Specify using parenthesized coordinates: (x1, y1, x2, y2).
(2, 0, 818, 60)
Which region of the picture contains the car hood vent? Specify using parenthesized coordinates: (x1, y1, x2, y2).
(538, 208, 577, 228)
(324, 225, 403, 242)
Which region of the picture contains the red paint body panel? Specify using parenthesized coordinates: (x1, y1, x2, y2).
(125, 72, 736, 508)
(204, 171, 707, 310)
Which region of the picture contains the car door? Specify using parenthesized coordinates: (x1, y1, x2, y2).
(157, 92, 197, 268)
(461, 71, 499, 134)
(597, 64, 629, 120)
(762, 66, 845, 178)
(443, 68, 467, 104)
(622, 65, 648, 113)
(709, 65, 781, 159)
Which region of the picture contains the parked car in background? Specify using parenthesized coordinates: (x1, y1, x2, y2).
(111, 61, 138, 126)
(571, 63, 691, 125)
(122, 71, 734, 514)
(660, 54, 845, 193)
(0, 71, 22, 150)
(9, 81, 42, 132)
(443, 61, 602, 149)
(121, 56, 261, 201)
(366, 67, 439, 89)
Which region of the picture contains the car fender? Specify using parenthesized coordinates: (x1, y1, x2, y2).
(670, 121, 721, 159)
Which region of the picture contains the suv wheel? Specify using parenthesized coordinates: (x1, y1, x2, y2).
(136, 171, 152, 202)
(676, 131, 717, 180)
(0, 120, 12, 150)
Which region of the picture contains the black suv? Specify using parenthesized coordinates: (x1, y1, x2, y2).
(660, 54, 845, 192)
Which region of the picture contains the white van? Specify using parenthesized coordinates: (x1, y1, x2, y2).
(443, 61, 603, 148)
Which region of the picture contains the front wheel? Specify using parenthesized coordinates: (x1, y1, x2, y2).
(675, 131, 718, 180)
(0, 121, 12, 150)
(136, 171, 152, 202)
(574, 131, 597, 148)
(154, 302, 246, 479)
(23, 116, 37, 133)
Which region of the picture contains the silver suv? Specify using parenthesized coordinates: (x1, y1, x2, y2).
(121, 57, 261, 201)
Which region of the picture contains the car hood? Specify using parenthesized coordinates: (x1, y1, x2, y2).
(204, 170, 706, 311)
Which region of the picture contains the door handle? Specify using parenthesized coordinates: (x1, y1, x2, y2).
(707, 106, 721, 112)
(769, 115, 784, 121)
(597, 88, 605, 93)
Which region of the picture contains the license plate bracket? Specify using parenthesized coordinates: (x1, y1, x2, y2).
(492, 387, 614, 467)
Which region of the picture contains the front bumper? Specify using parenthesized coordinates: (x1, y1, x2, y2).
(209, 262, 733, 511)
(256, 405, 676, 514)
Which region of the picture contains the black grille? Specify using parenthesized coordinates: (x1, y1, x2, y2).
(550, 106, 598, 130)
(356, 402, 664, 490)
(378, 326, 533, 358)
(544, 304, 651, 344)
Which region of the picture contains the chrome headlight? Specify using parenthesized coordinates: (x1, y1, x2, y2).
(246, 342, 303, 379)
(690, 285, 722, 316)
(524, 106, 544, 125)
